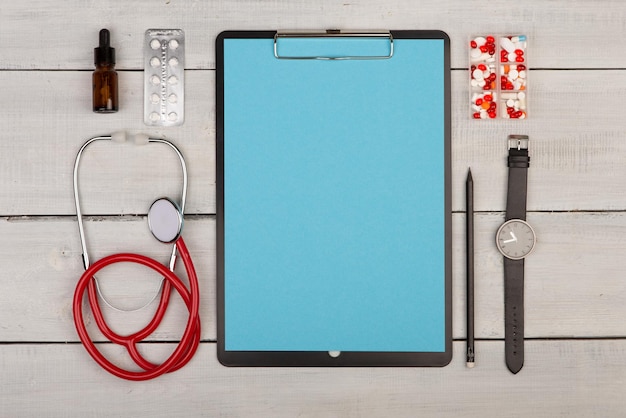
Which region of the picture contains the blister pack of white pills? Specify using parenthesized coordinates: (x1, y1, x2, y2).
(469, 34, 527, 120)
(144, 29, 185, 126)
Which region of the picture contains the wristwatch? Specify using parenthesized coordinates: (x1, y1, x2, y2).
(495, 135, 536, 374)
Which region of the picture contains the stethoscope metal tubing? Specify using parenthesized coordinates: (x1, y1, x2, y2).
(73, 134, 188, 309)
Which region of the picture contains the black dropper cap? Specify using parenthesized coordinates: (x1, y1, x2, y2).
(94, 28, 115, 66)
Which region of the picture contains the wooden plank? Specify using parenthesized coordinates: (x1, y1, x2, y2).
(453, 68, 626, 213)
(2, 0, 626, 69)
(0, 217, 216, 342)
(460, 211, 626, 340)
(2, 211, 625, 342)
(0, 340, 624, 417)
(0, 70, 215, 216)
(1, 69, 626, 215)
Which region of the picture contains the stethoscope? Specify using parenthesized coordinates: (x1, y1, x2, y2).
(72, 132, 200, 381)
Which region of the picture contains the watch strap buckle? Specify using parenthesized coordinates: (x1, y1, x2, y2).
(508, 135, 529, 151)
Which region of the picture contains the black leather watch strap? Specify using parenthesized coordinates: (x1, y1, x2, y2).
(504, 135, 530, 374)
(504, 257, 524, 373)
(505, 144, 530, 221)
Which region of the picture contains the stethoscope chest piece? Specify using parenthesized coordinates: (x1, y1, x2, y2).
(148, 197, 183, 243)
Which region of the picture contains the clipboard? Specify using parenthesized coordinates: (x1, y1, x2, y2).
(216, 30, 451, 367)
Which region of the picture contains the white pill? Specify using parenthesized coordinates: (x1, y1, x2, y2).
(470, 49, 482, 59)
(518, 99, 526, 109)
(472, 68, 484, 80)
(150, 93, 160, 104)
(169, 39, 179, 49)
(168, 93, 178, 104)
(470, 79, 479, 87)
(519, 70, 526, 79)
(506, 99, 515, 107)
(474, 36, 486, 45)
(511, 36, 520, 43)
(500, 37, 516, 53)
(478, 80, 486, 87)
(168, 57, 179, 67)
(508, 53, 517, 62)
(501, 93, 516, 99)
(168, 112, 178, 121)
(149, 112, 160, 121)
(486, 56, 495, 63)
(167, 75, 178, 85)
(472, 104, 481, 112)
(151, 75, 161, 85)
(150, 39, 161, 49)
(509, 69, 519, 80)
(514, 100, 520, 108)
(517, 92, 526, 100)
(513, 80, 523, 90)
(519, 112, 526, 119)
(150, 57, 161, 67)
(480, 111, 488, 119)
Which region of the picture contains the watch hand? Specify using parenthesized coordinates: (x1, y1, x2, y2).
(503, 231, 517, 244)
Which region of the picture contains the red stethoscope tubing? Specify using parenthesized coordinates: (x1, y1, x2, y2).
(73, 237, 200, 381)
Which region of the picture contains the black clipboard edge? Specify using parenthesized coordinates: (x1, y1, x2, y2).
(216, 30, 452, 367)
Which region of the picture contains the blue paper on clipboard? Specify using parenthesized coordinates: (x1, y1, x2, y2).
(217, 30, 451, 366)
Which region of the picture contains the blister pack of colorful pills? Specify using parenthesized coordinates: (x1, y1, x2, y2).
(469, 35, 527, 120)
(144, 29, 185, 126)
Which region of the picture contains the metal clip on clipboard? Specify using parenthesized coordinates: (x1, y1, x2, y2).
(273, 30, 394, 60)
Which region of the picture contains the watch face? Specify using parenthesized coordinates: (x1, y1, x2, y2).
(496, 219, 536, 260)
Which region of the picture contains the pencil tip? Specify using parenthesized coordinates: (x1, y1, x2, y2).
(467, 168, 473, 180)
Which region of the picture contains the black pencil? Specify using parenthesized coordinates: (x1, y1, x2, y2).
(466, 169, 475, 368)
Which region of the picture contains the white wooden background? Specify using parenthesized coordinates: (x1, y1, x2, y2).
(1, 0, 625, 416)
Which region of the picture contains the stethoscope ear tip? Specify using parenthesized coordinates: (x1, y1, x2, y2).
(134, 133, 150, 145)
(111, 131, 127, 143)
(110, 132, 151, 145)
(148, 197, 183, 243)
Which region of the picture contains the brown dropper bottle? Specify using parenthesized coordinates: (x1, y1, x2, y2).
(93, 28, 119, 113)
